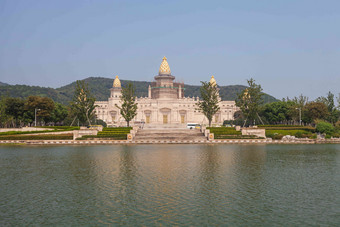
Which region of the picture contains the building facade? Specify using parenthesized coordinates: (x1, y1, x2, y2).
(95, 57, 239, 126)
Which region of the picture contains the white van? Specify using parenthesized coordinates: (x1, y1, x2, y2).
(187, 123, 198, 129)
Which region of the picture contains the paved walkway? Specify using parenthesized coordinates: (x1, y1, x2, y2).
(2, 138, 339, 145)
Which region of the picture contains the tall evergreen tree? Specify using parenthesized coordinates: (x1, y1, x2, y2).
(196, 81, 220, 127)
(235, 78, 264, 126)
(70, 80, 96, 126)
(115, 83, 138, 127)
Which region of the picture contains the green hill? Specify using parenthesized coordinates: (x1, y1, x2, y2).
(0, 77, 278, 104)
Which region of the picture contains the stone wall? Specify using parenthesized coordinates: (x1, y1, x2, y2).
(241, 128, 266, 138)
(73, 129, 98, 140)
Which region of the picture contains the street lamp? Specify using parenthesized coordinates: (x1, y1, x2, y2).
(296, 107, 302, 126)
(35, 108, 41, 127)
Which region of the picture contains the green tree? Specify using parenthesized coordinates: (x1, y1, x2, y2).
(0, 96, 12, 127)
(232, 110, 245, 126)
(51, 103, 68, 125)
(24, 96, 55, 125)
(196, 81, 220, 127)
(261, 101, 292, 124)
(115, 82, 138, 127)
(235, 78, 264, 126)
(4, 97, 25, 127)
(316, 91, 339, 124)
(303, 102, 329, 124)
(70, 80, 97, 126)
(291, 94, 309, 108)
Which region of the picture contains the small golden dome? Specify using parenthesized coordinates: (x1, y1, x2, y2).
(210, 75, 217, 86)
(113, 75, 121, 88)
(159, 56, 171, 75)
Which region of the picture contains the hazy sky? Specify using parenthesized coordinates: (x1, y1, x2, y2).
(0, 0, 339, 100)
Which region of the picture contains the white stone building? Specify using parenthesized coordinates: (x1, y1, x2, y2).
(95, 57, 239, 126)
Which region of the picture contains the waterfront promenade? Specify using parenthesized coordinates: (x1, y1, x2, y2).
(1, 138, 339, 145)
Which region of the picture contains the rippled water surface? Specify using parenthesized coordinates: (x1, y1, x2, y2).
(1, 144, 340, 226)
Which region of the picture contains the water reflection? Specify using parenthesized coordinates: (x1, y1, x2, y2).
(0, 144, 339, 226)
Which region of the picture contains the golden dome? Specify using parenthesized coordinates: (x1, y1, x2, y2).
(113, 75, 121, 88)
(159, 56, 171, 75)
(210, 75, 217, 86)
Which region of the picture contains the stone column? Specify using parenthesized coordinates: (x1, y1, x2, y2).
(148, 85, 152, 98)
(179, 84, 182, 98)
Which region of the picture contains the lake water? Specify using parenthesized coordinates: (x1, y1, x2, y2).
(1, 144, 339, 226)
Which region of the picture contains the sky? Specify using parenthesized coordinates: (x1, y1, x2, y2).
(0, 0, 339, 100)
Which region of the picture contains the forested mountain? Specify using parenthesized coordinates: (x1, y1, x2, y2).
(0, 77, 278, 104)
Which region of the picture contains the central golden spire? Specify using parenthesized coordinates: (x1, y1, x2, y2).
(159, 56, 171, 75)
(210, 75, 217, 86)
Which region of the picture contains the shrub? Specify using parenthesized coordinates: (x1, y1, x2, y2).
(335, 121, 340, 130)
(316, 121, 335, 135)
(332, 132, 340, 138)
(266, 133, 284, 140)
(295, 131, 303, 138)
(309, 134, 317, 139)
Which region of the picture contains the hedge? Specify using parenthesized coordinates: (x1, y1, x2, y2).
(258, 125, 315, 132)
(98, 131, 130, 135)
(38, 126, 80, 130)
(0, 126, 80, 136)
(78, 134, 127, 140)
(0, 130, 56, 136)
(0, 134, 73, 140)
(258, 125, 310, 128)
(215, 135, 260, 139)
(102, 127, 132, 131)
(207, 127, 242, 136)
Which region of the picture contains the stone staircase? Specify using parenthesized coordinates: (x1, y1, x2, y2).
(142, 123, 187, 129)
(134, 128, 206, 142)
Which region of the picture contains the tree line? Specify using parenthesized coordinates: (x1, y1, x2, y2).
(0, 81, 106, 128)
(231, 79, 340, 127)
